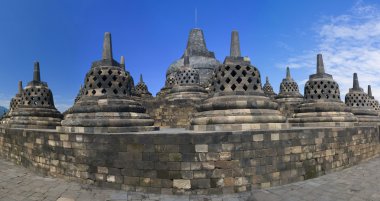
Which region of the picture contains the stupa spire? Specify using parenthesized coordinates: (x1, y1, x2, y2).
(368, 85, 373, 97)
(230, 30, 241, 57)
(18, 81, 23, 94)
(317, 54, 325, 74)
(120, 56, 125, 70)
(184, 49, 190, 66)
(140, 74, 143, 83)
(102, 32, 113, 60)
(353, 73, 360, 90)
(266, 76, 269, 83)
(33, 61, 41, 82)
(286, 67, 291, 79)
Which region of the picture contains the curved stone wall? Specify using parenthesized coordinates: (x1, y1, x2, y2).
(0, 126, 378, 195)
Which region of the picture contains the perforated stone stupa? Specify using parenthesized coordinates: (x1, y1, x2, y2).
(8, 62, 62, 129)
(135, 74, 153, 98)
(58, 32, 157, 133)
(275, 67, 303, 117)
(158, 28, 220, 97)
(263, 76, 277, 99)
(290, 54, 357, 127)
(165, 51, 208, 101)
(367, 85, 380, 113)
(345, 73, 380, 123)
(190, 31, 287, 131)
(1, 81, 23, 125)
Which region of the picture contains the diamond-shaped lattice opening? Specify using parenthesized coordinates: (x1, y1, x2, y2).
(98, 70, 102, 75)
(108, 69, 113, 75)
(217, 80, 221, 84)
(253, 85, 258, 90)
(243, 84, 248, 91)
(93, 76, 97, 81)
(236, 65, 241, 70)
(321, 89, 324, 94)
(246, 66, 251, 71)
(231, 70, 237, 77)
(220, 85, 225, 91)
(91, 90, 96, 95)
(225, 66, 230, 71)
(118, 82, 122, 87)
(231, 84, 237, 90)
(242, 70, 247, 76)
(97, 82, 102, 88)
(237, 77, 242, 83)
(112, 75, 117, 81)
(102, 75, 107, 81)
(221, 71, 225, 77)
(89, 84, 93, 88)
(108, 82, 112, 87)
(113, 89, 118, 94)
(251, 72, 256, 77)
(318, 95, 321, 99)
(226, 77, 231, 83)
(247, 78, 253, 83)
(101, 89, 107, 94)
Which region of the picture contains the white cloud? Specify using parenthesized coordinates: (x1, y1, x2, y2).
(282, 1, 380, 101)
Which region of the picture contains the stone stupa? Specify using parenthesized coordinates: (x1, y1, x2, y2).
(165, 50, 208, 101)
(275, 67, 303, 117)
(58, 32, 157, 133)
(1, 81, 23, 125)
(367, 85, 380, 113)
(190, 31, 287, 131)
(290, 54, 357, 127)
(8, 62, 62, 129)
(345, 73, 380, 123)
(135, 74, 153, 98)
(158, 28, 220, 96)
(263, 76, 277, 99)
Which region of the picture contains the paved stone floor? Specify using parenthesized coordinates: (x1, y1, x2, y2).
(0, 157, 379, 201)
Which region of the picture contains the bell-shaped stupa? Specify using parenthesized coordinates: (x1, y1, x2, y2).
(190, 31, 287, 131)
(58, 32, 157, 133)
(1, 81, 23, 125)
(135, 74, 153, 98)
(166, 50, 208, 101)
(275, 67, 303, 117)
(367, 85, 380, 112)
(263, 76, 277, 99)
(158, 28, 220, 97)
(344, 73, 380, 123)
(8, 62, 62, 129)
(290, 54, 357, 127)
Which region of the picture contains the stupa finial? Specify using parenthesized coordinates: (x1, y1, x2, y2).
(353, 73, 360, 90)
(18, 81, 23, 94)
(230, 30, 241, 57)
(317, 54, 325, 74)
(184, 49, 190, 66)
(368, 85, 373, 97)
(102, 32, 113, 60)
(33, 61, 41, 82)
(140, 74, 143, 83)
(120, 56, 125, 70)
(266, 76, 269, 83)
(286, 67, 291, 79)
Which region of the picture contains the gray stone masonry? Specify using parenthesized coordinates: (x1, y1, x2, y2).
(0, 125, 378, 196)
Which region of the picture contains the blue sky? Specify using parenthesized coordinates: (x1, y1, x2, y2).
(0, 0, 379, 111)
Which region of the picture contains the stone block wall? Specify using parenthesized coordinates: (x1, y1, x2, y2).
(0, 126, 379, 195)
(143, 98, 200, 128)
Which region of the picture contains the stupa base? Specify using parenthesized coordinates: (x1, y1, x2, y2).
(190, 123, 289, 131)
(56, 125, 159, 134)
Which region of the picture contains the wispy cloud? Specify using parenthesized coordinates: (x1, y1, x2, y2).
(281, 1, 380, 100)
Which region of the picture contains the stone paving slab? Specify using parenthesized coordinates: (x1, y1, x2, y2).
(0, 157, 379, 201)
